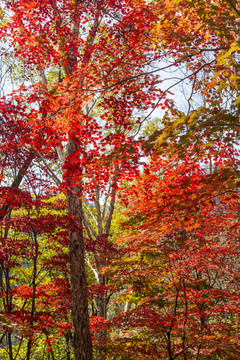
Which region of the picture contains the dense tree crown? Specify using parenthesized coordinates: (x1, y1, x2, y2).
(0, 0, 239, 359)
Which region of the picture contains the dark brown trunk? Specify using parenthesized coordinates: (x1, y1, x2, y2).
(68, 189, 93, 360)
(7, 333, 13, 360)
(66, 140, 93, 360)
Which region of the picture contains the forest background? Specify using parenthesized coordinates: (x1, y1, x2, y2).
(0, 0, 240, 359)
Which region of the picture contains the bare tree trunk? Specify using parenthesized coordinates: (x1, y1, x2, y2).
(26, 231, 38, 360)
(66, 139, 93, 360)
(94, 272, 108, 360)
(83, 184, 117, 360)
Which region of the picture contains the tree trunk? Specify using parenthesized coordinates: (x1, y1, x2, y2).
(95, 273, 108, 360)
(66, 139, 93, 360)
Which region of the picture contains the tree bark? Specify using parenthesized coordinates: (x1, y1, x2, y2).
(66, 139, 93, 360)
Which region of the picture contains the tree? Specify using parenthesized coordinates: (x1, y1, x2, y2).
(0, 183, 74, 359)
(1, 0, 240, 358)
(105, 153, 240, 359)
(0, 0, 167, 358)
(152, 0, 240, 158)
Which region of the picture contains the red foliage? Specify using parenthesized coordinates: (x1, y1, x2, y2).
(105, 153, 240, 359)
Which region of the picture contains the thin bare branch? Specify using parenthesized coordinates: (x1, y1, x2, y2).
(35, 151, 62, 185)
